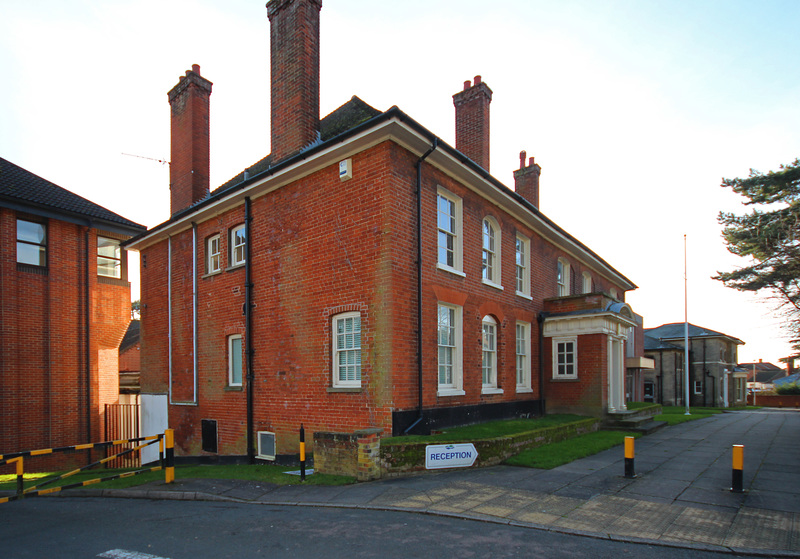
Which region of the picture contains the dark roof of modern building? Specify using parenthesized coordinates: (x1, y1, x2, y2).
(644, 334, 684, 352)
(644, 323, 744, 346)
(120, 320, 140, 353)
(0, 156, 146, 235)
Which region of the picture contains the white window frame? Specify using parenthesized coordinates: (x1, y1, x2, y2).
(694, 380, 703, 395)
(582, 271, 592, 294)
(437, 303, 464, 396)
(230, 224, 246, 267)
(516, 321, 532, 392)
(553, 336, 577, 379)
(481, 316, 503, 394)
(481, 217, 502, 289)
(436, 187, 464, 276)
(515, 234, 531, 299)
(207, 234, 221, 274)
(557, 258, 570, 297)
(16, 219, 47, 267)
(97, 236, 122, 278)
(332, 312, 362, 388)
(228, 334, 243, 387)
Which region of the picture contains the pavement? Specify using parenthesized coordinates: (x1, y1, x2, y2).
(29, 409, 800, 556)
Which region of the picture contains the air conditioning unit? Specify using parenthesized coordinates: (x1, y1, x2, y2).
(257, 431, 276, 461)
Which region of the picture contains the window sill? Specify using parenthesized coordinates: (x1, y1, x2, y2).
(436, 263, 466, 278)
(327, 387, 362, 393)
(551, 377, 579, 382)
(225, 385, 243, 391)
(437, 388, 465, 397)
(481, 387, 504, 395)
(202, 270, 224, 279)
(227, 263, 246, 272)
(481, 279, 504, 291)
(516, 291, 532, 301)
(516, 387, 534, 394)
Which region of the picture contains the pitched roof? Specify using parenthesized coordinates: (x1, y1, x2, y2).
(644, 323, 744, 346)
(120, 320, 140, 353)
(0, 156, 145, 235)
(644, 334, 683, 352)
(774, 372, 800, 386)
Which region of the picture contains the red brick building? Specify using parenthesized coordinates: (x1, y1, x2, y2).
(127, 0, 639, 460)
(0, 157, 145, 468)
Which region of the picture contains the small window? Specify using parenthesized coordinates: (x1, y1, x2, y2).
(481, 218, 502, 288)
(228, 334, 243, 386)
(436, 188, 463, 275)
(516, 322, 532, 390)
(230, 225, 246, 267)
(515, 234, 530, 297)
(97, 237, 122, 278)
(17, 219, 47, 266)
(553, 337, 577, 379)
(557, 258, 570, 297)
(437, 303, 464, 395)
(207, 234, 221, 274)
(482, 316, 500, 392)
(333, 312, 362, 387)
(582, 271, 592, 294)
(694, 380, 703, 395)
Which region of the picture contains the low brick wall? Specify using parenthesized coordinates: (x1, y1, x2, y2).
(747, 394, 800, 408)
(313, 429, 382, 481)
(379, 418, 600, 477)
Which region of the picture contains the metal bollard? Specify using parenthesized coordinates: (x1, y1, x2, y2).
(165, 429, 175, 484)
(624, 436, 636, 479)
(731, 445, 744, 493)
(300, 424, 306, 482)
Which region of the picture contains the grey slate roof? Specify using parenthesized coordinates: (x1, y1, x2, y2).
(120, 320, 140, 353)
(644, 334, 683, 352)
(0, 156, 145, 235)
(645, 322, 744, 346)
(774, 372, 800, 386)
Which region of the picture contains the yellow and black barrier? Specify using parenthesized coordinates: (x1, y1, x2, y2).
(299, 424, 306, 482)
(624, 436, 636, 478)
(0, 430, 174, 504)
(731, 444, 744, 493)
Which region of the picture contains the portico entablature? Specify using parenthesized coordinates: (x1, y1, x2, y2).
(543, 311, 636, 339)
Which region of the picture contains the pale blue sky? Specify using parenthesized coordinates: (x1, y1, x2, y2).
(2, 0, 798, 365)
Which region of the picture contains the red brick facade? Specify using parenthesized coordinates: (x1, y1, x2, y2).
(0, 208, 139, 471)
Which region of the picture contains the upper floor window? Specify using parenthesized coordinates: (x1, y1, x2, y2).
(97, 237, 122, 278)
(437, 303, 464, 396)
(17, 219, 47, 266)
(436, 188, 463, 275)
(553, 337, 577, 379)
(516, 322, 532, 391)
(333, 312, 362, 387)
(206, 234, 221, 274)
(515, 234, 530, 297)
(582, 271, 592, 294)
(482, 218, 502, 288)
(230, 224, 246, 267)
(557, 258, 570, 297)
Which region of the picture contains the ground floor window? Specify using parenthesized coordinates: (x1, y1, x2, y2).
(516, 322, 531, 391)
(333, 312, 362, 387)
(694, 380, 703, 395)
(552, 337, 577, 379)
(437, 303, 463, 395)
(228, 334, 243, 386)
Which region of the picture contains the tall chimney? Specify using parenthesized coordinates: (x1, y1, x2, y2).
(453, 75, 492, 171)
(514, 150, 541, 208)
(267, 0, 322, 162)
(168, 64, 212, 216)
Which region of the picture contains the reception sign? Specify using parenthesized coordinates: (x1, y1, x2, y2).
(425, 443, 478, 469)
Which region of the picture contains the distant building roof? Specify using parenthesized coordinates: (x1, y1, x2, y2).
(774, 372, 800, 386)
(0, 156, 146, 236)
(644, 334, 683, 352)
(120, 320, 140, 353)
(739, 361, 787, 383)
(644, 323, 744, 346)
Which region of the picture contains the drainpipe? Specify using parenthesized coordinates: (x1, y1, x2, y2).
(403, 139, 438, 435)
(702, 339, 707, 407)
(245, 197, 255, 462)
(85, 226, 92, 453)
(537, 312, 547, 415)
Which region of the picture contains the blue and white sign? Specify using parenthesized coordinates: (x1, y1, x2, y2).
(425, 443, 478, 470)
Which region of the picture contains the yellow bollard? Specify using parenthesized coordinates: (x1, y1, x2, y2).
(731, 445, 744, 493)
(624, 436, 636, 478)
(165, 429, 175, 484)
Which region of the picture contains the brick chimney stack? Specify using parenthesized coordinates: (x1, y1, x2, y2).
(453, 75, 492, 171)
(168, 64, 213, 216)
(267, 0, 322, 162)
(514, 150, 541, 208)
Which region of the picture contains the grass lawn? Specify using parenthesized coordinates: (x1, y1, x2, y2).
(505, 430, 640, 469)
(0, 463, 355, 492)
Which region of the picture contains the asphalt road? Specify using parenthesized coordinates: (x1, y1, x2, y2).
(0, 497, 771, 559)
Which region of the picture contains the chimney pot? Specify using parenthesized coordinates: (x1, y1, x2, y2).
(529, 157, 535, 166)
(519, 150, 526, 169)
(474, 75, 481, 85)
(463, 80, 471, 90)
(192, 64, 201, 75)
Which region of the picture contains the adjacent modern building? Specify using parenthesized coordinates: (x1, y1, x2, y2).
(644, 323, 746, 407)
(126, 0, 643, 460)
(0, 157, 145, 468)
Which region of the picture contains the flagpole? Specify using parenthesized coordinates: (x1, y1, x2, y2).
(684, 234, 691, 416)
